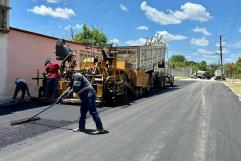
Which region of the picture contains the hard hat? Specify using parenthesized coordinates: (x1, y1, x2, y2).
(45, 58, 51, 66)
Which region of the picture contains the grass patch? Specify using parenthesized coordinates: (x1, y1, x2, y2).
(175, 77, 189, 80)
(226, 83, 241, 95)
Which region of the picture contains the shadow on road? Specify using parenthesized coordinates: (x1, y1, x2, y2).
(82, 129, 109, 135)
(0, 100, 53, 116)
(119, 80, 197, 108)
(120, 85, 181, 108)
(0, 80, 195, 115)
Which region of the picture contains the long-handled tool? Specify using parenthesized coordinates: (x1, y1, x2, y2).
(10, 101, 59, 126)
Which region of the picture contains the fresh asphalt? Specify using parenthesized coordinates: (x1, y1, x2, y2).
(1, 80, 241, 161)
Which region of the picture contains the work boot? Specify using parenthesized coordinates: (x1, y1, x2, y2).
(91, 129, 105, 134)
(73, 128, 85, 132)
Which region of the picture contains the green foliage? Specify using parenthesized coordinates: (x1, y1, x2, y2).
(197, 61, 207, 71)
(170, 55, 216, 75)
(73, 24, 108, 48)
(170, 55, 186, 63)
(170, 55, 187, 68)
(170, 55, 241, 77)
(207, 64, 219, 74)
(235, 57, 241, 73)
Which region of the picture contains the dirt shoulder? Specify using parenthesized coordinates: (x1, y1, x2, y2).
(225, 80, 241, 100)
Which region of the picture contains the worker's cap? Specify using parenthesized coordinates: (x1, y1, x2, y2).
(45, 58, 51, 66)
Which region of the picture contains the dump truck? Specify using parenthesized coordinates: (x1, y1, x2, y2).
(117, 45, 174, 89)
(214, 69, 225, 80)
(191, 70, 211, 79)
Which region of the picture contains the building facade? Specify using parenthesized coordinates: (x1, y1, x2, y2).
(1, 0, 102, 97)
(0, 0, 10, 96)
(1, 27, 101, 97)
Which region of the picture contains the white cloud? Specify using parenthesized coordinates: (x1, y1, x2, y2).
(202, 55, 219, 64)
(190, 37, 209, 46)
(155, 31, 187, 41)
(216, 41, 226, 47)
(75, 24, 82, 29)
(224, 54, 240, 63)
(221, 48, 230, 54)
(140, 1, 213, 25)
(196, 49, 214, 55)
(224, 58, 235, 63)
(197, 48, 229, 56)
(126, 38, 146, 46)
(126, 31, 186, 46)
(64, 24, 83, 30)
(120, 3, 128, 12)
(27, 5, 76, 19)
(110, 38, 120, 44)
(47, 0, 60, 3)
(227, 41, 241, 48)
(64, 25, 71, 30)
(192, 27, 211, 36)
(137, 25, 149, 30)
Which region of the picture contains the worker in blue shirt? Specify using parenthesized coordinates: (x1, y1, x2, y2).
(58, 71, 104, 134)
(12, 78, 31, 100)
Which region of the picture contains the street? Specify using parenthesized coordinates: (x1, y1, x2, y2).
(1, 80, 241, 161)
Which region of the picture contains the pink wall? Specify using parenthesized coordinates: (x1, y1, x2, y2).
(6, 28, 101, 96)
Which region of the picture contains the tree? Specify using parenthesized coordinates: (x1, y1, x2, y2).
(170, 55, 186, 63)
(207, 64, 219, 75)
(170, 55, 187, 68)
(197, 61, 207, 71)
(73, 24, 108, 48)
(235, 56, 241, 73)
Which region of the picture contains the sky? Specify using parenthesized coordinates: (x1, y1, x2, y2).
(10, 0, 241, 64)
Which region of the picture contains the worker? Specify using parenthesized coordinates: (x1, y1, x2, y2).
(44, 58, 60, 98)
(58, 71, 104, 134)
(12, 78, 30, 100)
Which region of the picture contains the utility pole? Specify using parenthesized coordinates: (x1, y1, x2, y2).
(219, 35, 224, 80)
(70, 28, 74, 41)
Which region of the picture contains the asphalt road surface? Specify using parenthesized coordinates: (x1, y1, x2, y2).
(1, 80, 241, 161)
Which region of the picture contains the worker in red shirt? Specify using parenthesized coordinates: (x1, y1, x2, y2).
(44, 58, 60, 98)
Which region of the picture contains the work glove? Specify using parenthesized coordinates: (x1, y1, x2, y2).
(57, 91, 69, 103)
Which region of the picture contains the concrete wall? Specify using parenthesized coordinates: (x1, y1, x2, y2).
(3, 28, 101, 97)
(171, 67, 192, 77)
(0, 33, 8, 96)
